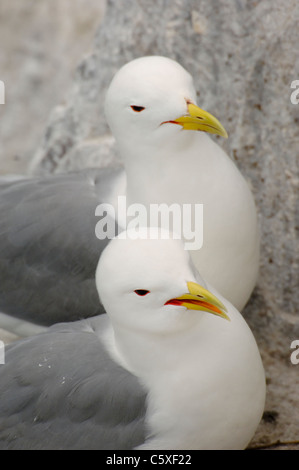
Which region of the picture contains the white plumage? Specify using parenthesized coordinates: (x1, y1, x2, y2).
(105, 56, 260, 311)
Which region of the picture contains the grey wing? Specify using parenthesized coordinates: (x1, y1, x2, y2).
(0, 316, 147, 450)
(0, 167, 123, 326)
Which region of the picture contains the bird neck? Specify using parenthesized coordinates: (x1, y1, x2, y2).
(105, 314, 265, 450)
(119, 130, 203, 206)
(108, 319, 203, 378)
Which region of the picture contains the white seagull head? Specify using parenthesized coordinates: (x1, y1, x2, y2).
(96, 228, 228, 335)
(105, 56, 227, 152)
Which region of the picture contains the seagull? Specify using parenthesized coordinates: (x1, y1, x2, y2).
(0, 56, 259, 329)
(0, 229, 266, 450)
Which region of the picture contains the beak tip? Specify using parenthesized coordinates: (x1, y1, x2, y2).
(218, 127, 228, 139)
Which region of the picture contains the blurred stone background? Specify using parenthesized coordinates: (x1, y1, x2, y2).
(0, 0, 106, 174)
(0, 0, 298, 450)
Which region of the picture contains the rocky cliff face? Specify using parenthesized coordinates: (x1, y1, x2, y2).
(2, 0, 299, 449)
(0, 0, 106, 174)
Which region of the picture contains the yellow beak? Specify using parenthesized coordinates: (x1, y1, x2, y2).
(172, 103, 228, 138)
(165, 281, 230, 321)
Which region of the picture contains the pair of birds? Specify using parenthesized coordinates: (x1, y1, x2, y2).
(0, 56, 265, 450)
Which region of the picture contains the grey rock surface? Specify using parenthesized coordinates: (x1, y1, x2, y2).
(0, 0, 106, 175)
(1, 0, 299, 449)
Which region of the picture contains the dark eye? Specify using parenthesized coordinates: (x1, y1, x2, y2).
(131, 105, 145, 112)
(134, 289, 150, 296)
